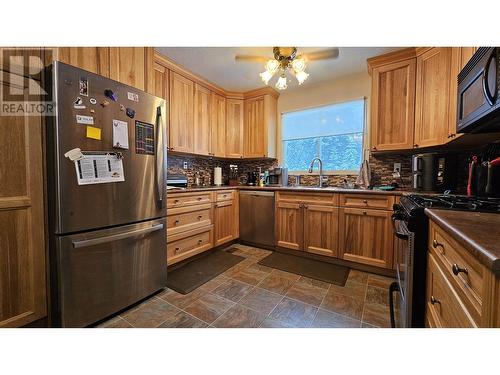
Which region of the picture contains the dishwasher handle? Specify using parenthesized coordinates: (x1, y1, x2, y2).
(239, 190, 275, 197)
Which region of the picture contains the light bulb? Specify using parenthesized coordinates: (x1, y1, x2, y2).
(295, 70, 309, 85)
(259, 70, 274, 85)
(275, 74, 288, 90)
(265, 59, 279, 74)
(291, 57, 306, 72)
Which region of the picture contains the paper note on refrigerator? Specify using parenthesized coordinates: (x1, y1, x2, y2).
(112, 119, 129, 149)
(74, 153, 125, 185)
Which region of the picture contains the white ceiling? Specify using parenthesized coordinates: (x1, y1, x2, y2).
(155, 47, 400, 92)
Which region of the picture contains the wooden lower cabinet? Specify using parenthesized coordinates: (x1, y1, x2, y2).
(167, 226, 214, 265)
(303, 204, 339, 257)
(338, 208, 394, 269)
(275, 201, 303, 251)
(214, 200, 235, 246)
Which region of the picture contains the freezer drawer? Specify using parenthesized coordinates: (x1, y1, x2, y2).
(239, 190, 275, 247)
(52, 219, 166, 327)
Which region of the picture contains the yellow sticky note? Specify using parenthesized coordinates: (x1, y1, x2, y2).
(86, 126, 101, 140)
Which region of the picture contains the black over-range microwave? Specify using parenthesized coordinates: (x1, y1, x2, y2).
(457, 47, 500, 133)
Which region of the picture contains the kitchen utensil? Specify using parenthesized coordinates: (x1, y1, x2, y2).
(467, 155, 478, 196)
(486, 157, 500, 195)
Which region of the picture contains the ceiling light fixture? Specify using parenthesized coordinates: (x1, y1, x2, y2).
(258, 47, 309, 90)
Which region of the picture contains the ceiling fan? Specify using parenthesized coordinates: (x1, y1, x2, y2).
(235, 47, 340, 90)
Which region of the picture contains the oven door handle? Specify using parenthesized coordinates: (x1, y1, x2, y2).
(392, 214, 409, 240)
(389, 281, 400, 328)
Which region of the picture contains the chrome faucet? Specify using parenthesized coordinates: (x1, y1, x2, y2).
(308, 157, 324, 187)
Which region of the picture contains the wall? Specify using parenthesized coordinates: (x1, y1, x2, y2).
(277, 72, 412, 187)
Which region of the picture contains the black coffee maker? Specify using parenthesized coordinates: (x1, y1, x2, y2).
(246, 171, 259, 186)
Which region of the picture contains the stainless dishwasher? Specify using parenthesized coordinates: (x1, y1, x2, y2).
(239, 190, 275, 248)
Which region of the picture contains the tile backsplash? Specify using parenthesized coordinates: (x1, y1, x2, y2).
(167, 152, 412, 189)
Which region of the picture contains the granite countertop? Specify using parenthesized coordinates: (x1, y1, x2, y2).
(166, 185, 406, 195)
(425, 209, 500, 276)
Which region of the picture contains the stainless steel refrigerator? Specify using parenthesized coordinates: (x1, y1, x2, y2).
(46, 62, 167, 327)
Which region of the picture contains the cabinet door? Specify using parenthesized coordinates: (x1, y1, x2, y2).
(244, 97, 266, 157)
(339, 208, 394, 269)
(414, 48, 453, 148)
(109, 47, 153, 91)
(214, 200, 234, 246)
(371, 59, 416, 151)
(193, 84, 211, 155)
(210, 93, 226, 157)
(275, 201, 303, 250)
(226, 99, 244, 158)
(152, 63, 169, 148)
(169, 72, 194, 153)
(55, 47, 110, 76)
(0, 79, 46, 327)
(304, 204, 339, 257)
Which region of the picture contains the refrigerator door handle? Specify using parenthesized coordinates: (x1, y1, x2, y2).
(155, 105, 166, 208)
(72, 223, 164, 249)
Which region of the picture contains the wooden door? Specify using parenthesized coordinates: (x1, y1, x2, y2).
(152, 62, 169, 148)
(193, 84, 211, 155)
(210, 93, 226, 157)
(303, 204, 339, 258)
(169, 72, 194, 153)
(275, 201, 303, 250)
(0, 78, 46, 327)
(225, 99, 244, 158)
(214, 200, 234, 246)
(370, 58, 416, 151)
(109, 47, 153, 91)
(244, 97, 266, 157)
(55, 47, 110, 76)
(414, 48, 453, 148)
(339, 208, 394, 269)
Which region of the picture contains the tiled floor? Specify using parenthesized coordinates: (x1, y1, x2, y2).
(97, 245, 396, 328)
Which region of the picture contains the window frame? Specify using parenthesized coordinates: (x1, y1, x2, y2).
(278, 97, 367, 175)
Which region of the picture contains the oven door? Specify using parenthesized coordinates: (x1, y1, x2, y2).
(390, 213, 414, 327)
(457, 47, 498, 133)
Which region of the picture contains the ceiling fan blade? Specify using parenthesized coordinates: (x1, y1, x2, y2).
(303, 48, 340, 61)
(234, 55, 269, 63)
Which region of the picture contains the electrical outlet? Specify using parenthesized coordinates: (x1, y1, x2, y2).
(393, 162, 401, 173)
(183, 161, 188, 170)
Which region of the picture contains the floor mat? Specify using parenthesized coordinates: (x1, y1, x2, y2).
(258, 251, 350, 286)
(167, 249, 244, 294)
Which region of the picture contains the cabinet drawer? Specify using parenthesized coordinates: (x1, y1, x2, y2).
(426, 253, 476, 327)
(216, 190, 234, 202)
(167, 225, 213, 265)
(167, 203, 211, 236)
(340, 194, 394, 210)
(167, 192, 211, 208)
(276, 192, 338, 206)
(429, 222, 483, 322)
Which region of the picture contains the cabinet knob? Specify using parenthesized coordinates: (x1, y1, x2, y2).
(197, 239, 203, 244)
(372, 146, 377, 150)
(452, 264, 468, 276)
(430, 296, 440, 305)
(174, 247, 180, 254)
(362, 211, 367, 215)
(171, 147, 174, 151)
(174, 199, 179, 203)
(174, 220, 179, 225)
(197, 197, 202, 200)
(413, 144, 419, 148)
(198, 215, 203, 220)
(432, 239, 444, 249)
(363, 200, 368, 204)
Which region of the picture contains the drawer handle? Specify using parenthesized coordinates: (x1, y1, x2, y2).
(430, 296, 441, 305)
(174, 199, 179, 203)
(363, 200, 368, 204)
(452, 264, 468, 276)
(362, 211, 367, 215)
(432, 239, 444, 249)
(174, 220, 180, 225)
(174, 247, 180, 254)
(198, 215, 203, 219)
(197, 197, 202, 200)
(223, 194, 227, 197)
(197, 239, 203, 244)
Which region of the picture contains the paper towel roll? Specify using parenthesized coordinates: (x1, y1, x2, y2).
(214, 167, 222, 186)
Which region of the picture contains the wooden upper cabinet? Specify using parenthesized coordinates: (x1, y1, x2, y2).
(339, 208, 394, 269)
(152, 62, 169, 99)
(225, 99, 244, 158)
(370, 58, 416, 151)
(193, 84, 211, 155)
(55, 47, 110, 76)
(109, 47, 153, 92)
(244, 96, 266, 157)
(303, 204, 339, 258)
(460, 47, 478, 70)
(169, 72, 194, 153)
(414, 48, 453, 148)
(210, 93, 226, 157)
(0, 77, 46, 327)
